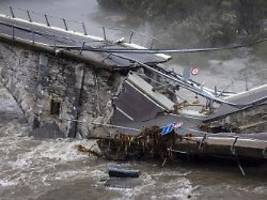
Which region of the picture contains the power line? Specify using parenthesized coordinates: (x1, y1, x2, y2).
(53, 38, 267, 54)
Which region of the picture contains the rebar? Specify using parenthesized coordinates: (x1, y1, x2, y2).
(9, 6, 15, 18)
(129, 31, 134, 43)
(62, 18, 68, 31)
(27, 10, 32, 22)
(102, 26, 107, 41)
(44, 14, 50, 27)
(82, 22, 87, 35)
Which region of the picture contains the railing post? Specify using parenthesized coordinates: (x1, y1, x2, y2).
(44, 14, 50, 27)
(79, 42, 86, 55)
(27, 10, 32, 22)
(53, 35, 57, 49)
(102, 26, 107, 41)
(62, 18, 68, 31)
(12, 25, 16, 41)
(129, 31, 134, 43)
(82, 22, 87, 35)
(31, 30, 35, 45)
(12, 26, 15, 40)
(9, 6, 15, 18)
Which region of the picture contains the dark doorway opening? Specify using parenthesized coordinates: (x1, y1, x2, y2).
(50, 99, 61, 116)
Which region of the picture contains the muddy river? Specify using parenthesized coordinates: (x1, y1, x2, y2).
(0, 0, 266, 199)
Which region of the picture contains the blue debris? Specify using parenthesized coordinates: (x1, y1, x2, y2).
(161, 123, 175, 135)
(161, 122, 183, 136)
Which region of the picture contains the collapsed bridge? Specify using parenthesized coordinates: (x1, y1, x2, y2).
(0, 7, 171, 138)
(0, 7, 267, 169)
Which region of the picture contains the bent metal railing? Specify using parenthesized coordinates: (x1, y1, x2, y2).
(0, 19, 85, 49)
(0, 6, 160, 48)
(0, 6, 265, 92)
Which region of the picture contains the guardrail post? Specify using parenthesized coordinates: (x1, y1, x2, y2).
(62, 18, 68, 31)
(102, 27, 107, 41)
(53, 35, 57, 49)
(129, 31, 134, 43)
(79, 42, 86, 55)
(44, 14, 50, 27)
(27, 10, 32, 22)
(12, 26, 15, 40)
(82, 22, 87, 35)
(31, 30, 35, 45)
(9, 6, 15, 18)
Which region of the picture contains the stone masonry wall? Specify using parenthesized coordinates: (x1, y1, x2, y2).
(0, 42, 123, 138)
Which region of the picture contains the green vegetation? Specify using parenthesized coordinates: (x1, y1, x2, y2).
(97, 0, 267, 47)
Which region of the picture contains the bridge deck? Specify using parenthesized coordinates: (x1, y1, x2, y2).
(204, 84, 267, 122)
(0, 14, 169, 70)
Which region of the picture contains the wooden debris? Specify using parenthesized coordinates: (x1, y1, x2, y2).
(76, 144, 102, 157)
(97, 125, 178, 161)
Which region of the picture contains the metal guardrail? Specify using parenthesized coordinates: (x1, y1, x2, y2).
(0, 6, 160, 48)
(0, 6, 265, 92)
(0, 20, 84, 48)
(6, 6, 88, 35)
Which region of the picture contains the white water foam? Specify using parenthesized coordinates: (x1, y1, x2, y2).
(0, 179, 17, 187)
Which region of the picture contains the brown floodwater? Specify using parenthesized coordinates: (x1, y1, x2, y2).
(0, 1, 266, 199)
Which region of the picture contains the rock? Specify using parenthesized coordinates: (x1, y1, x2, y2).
(108, 166, 141, 178)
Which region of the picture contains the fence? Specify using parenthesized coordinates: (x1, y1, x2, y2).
(0, 6, 265, 92)
(0, 6, 161, 48)
(0, 18, 85, 49)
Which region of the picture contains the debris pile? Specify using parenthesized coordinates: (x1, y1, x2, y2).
(97, 126, 179, 161)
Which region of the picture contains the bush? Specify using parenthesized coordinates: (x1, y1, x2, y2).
(97, 0, 267, 46)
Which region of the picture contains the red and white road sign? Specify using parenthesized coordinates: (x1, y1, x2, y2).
(191, 67, 199, 75)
